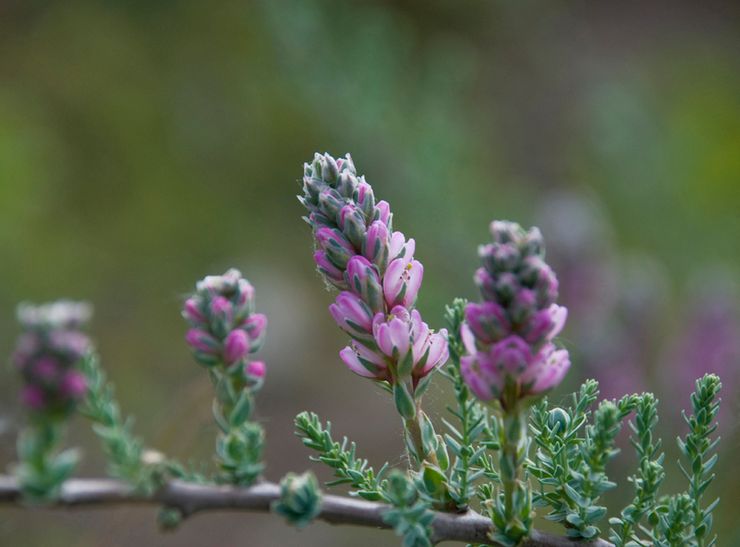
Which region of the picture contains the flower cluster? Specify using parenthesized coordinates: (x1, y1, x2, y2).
(461, 221, 570, 406)
(299, 153, 447, 388)
(183, 268, 267, 383)
(13, 301, 92, 415)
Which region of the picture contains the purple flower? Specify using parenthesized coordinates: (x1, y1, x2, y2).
(338, 204, 367, 248)
(183, 297, 206, 325)
(184, 269, 268, 374)
(460, 325, 570, 403)
(372, 306, 448, 381)
(314, 251, 346, 288)
(14, 300, 92, 414)
(383, 257, 423, 309)
(315, 227, 356, 270)
(21, 385, 46, 411)
(344, 255, 384, 313)
(242, 313, 268, 347)
(363, 221, 391, 271)
(224, 329, 250, 364)
(465, 301, 510, 344)
(245, 360, 266, 379)
(340, 342, 389, 380)
(374, 200, 392, 227)
(462, 221, 570, 405)
(329, 291, 374, 340)
(389, 231, 415, 261)
(60, 371, 88, 399)
(299, 153, 447, 393)
(186, 329, 221, 355)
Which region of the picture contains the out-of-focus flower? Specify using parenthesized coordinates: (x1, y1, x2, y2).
(461, 221, 570, 407)
(13, 301, 93, 415)
(183, 269, 267, 374)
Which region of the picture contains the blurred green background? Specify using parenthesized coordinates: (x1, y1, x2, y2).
(1, 1, 738, 545)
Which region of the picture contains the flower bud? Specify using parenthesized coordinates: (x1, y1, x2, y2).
(479, 242, 520, 272)
(314, 251, 347, 289)
(363, 221, 390, 271)
(464, 301, 510, 344)
(223, 329, 250, 364)
(183, 297, 206, 325)
(242, 313, 268, 348)
(335, 170, 358, 198)
(489, 220, 521, 244)
(373, 200, 392, 228)
(383, 257, 423, 309)
(245, 360, 266, 379)
(186, 329, 221, 355)
(315, 227, 356, 270)
(338, 204, 367, 249)
(339, 342, 388, 380)
(354, 179, 375, 218)
(210, 296, 234, 337)
(474, 267, 497, 301)
(509, 288, 537, 324)
(329, 292, 374, 340)
(60, 370, 87, 400)
(521, 226, 544, 257)
(344, 256, 384, 313)
(318, 187, 345, 220)
(547, 407, 571, 433)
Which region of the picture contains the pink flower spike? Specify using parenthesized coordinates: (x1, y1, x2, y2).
(223, 329, 250, 364)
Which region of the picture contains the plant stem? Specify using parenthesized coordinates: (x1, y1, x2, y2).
(403, 403, 438, 468)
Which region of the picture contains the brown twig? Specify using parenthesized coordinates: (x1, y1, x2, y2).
(0, 475, 613, 546)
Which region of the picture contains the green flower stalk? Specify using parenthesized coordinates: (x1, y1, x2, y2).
(461, 221, 570, 545)
(298, 153, 448, 474)
(12, 301, 92, 501)
(183, 269, 268, 485)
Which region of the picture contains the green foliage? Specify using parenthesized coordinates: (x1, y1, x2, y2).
(294, 411, 389, 502)
(528, 383, 638, 540)
(382, 471, 435, 547)
(676, 374, 721, 547)
(15, 420, 78, 503)
(209, 368, 264, 486)
(272, 471, 323, 529)
(610, 393, 666, 546)
(79, 352, 156, 490)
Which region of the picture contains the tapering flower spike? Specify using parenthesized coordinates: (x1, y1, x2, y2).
(12, 301, 93, 500)
(183, 268, 267, 374)
(300, 152, 449, 470)
(13, 301, 93, 416)
(183, 269, 268, 485)
(461, 221, 570, 407)
(299, 153, 447, 390)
